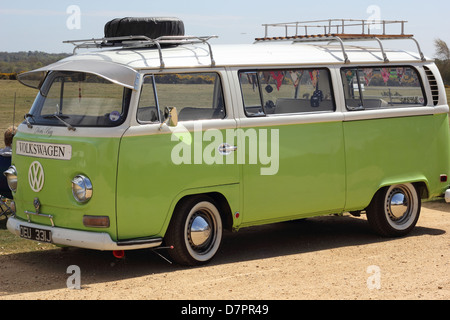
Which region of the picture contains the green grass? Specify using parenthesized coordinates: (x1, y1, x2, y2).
(0, 219, 54, 255)
(0, 80, 48, 254)
(0, 80, 38, 148)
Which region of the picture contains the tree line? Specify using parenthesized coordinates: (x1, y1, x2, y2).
(435, 39, 450, 85)
(0, 51, 70, 77)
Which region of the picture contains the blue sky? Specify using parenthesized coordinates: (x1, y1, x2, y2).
(1, 0, 449, 57)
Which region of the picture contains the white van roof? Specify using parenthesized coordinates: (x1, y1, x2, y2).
(18, 42, 429, 91)
(68, 42, 427, 68)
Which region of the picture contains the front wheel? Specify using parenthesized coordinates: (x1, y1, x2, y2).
(165, 196, 223, 266)
(366, 183, 421, 237)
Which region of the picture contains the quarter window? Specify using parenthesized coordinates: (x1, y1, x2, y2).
(137, 76, 159, 123)
(239, 68, 335, 117)
(341, 66, 426, 110)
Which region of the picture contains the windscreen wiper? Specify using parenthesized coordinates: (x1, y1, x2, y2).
(42, 114, 76, 131)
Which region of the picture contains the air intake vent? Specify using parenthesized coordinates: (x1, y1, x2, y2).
(424, 66, 439, 106)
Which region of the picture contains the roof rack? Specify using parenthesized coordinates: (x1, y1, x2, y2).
(255, 19, 426, 63)
(63, 35, 218, 68)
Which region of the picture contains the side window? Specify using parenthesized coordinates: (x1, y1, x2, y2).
(239, 68, 335, 116)
(138, 72, 226, 123)
(155, 72, 226, 121)
(341, 67, 426, 110)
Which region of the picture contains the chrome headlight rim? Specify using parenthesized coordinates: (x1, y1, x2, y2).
(71, 174, 93, 203)
(4, 165, 18, 193)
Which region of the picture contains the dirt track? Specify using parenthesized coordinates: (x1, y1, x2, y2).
(0, 201, 449, 300)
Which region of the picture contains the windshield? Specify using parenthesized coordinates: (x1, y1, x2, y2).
(26, 71, 132, 128)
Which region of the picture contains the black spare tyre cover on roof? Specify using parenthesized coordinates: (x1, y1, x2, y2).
(104, 17, 185, 40)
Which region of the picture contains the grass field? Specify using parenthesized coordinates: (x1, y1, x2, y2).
(0, 81, 52, 251)
(0, 80, 38, 147)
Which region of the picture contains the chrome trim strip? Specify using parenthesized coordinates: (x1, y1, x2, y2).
(117, 238, 163, 247)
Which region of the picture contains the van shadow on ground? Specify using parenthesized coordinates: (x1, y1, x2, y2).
(0, 212, 445, 296)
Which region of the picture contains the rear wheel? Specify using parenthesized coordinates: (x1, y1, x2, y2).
(366, 183, 421, 237)
(165, 196, 223, 266)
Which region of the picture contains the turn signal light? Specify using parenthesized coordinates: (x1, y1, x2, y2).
(83, 215, 110, 228)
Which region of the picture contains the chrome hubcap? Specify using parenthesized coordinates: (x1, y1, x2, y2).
(189, 215, 212, 247)
(187, 210, 215, 254)
(386, 186, 412, 225)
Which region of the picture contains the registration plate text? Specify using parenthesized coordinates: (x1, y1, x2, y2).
(20, 225, 52, 243)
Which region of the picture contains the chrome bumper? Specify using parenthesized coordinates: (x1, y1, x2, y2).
(7, 216, 163, 251)
(445, 189, 450, 203)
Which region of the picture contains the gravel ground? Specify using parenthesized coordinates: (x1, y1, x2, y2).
(0, 200, 449, 300)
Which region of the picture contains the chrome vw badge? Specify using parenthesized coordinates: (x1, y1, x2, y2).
(28, 161, 45, 192)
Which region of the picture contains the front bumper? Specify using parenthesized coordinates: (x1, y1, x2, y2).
(7, 216, 162, 251)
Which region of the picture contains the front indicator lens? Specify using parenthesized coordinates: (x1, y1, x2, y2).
(4, 166, 18, 192)
(83, 215, 109, 228)
(71, 175, 93, 203)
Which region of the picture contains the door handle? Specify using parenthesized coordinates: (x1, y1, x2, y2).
(218, 143, 238, 155)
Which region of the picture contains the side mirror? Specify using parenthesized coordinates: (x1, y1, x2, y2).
(161, 106, 178, 128)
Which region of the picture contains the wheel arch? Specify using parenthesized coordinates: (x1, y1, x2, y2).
(160, 185, 239, 237)
(366, 182, 422, 237)
(172, 192, 233, 231)
(412, 181, 429, 199)
(375, 177, 430, 201)
(359, 178, 430, 213)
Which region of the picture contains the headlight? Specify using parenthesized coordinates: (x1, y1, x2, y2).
(71, 175, 93, 203)
(4, 166, 18, 192)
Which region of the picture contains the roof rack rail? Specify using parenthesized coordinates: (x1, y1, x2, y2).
(63, 35, 219, 68)
(255, 19, 425, 63)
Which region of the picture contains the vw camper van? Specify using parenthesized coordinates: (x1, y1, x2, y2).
(5, 18, 450, 265)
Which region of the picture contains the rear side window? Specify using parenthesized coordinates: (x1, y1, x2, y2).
(138, 72, 226, 123)
(341, 66, 426, 110)
(239, 68, 335, 117)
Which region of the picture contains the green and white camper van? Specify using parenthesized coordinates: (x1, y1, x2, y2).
(5, 18, 450, 265)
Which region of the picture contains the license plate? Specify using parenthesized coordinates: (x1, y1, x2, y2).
(20, 225, 52, 243)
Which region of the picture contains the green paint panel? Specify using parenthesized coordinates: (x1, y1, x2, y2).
(241, 121, 346, 225)
(12, 132, 120, 240)
(343, 113, 450, 211)
(10, 113, 450, 246)
(116, 129, 240, 240)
